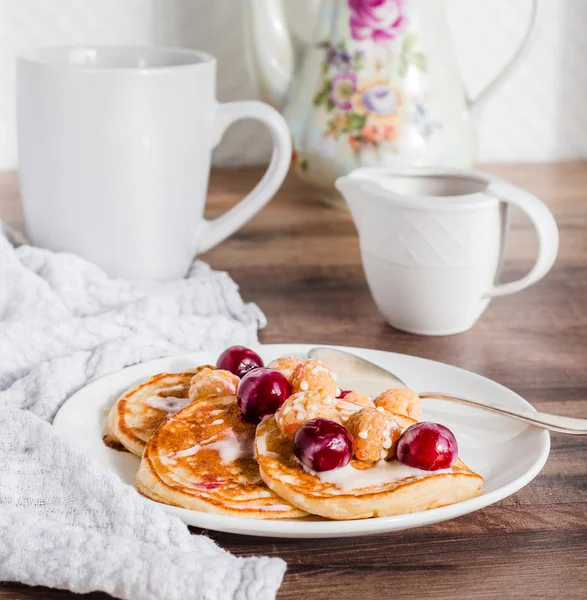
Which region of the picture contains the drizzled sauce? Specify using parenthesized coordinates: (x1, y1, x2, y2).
(145, 385, 190, 414)
(300, 459, 452, 493)
(166, 429, 254, 465)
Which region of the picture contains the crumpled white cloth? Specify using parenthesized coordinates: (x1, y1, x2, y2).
(0, 223, 285, 600)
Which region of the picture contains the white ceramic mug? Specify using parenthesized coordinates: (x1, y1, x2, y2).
(17, 46, 292, 279)
(336, 168, 559, 335)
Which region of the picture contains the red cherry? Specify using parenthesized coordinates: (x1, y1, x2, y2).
(293, 418, 353, 472)
(337, 390, 352, 399)
(237, 368, 291, 422)
(216, 346, 264, 378)
(396, 422, 458, 471)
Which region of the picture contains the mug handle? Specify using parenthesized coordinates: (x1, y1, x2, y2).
(195, 101, 291, 254)
(485, 181, 559, 298)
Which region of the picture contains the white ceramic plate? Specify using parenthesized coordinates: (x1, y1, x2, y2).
(53, 343, 550, 539)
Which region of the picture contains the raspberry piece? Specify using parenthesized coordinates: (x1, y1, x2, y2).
(289, 359, 338, 397)
(267, 356, 304, 380)
(374, 388, 421, 420)
(346, 407, 401, 463)
(188, 368, 239, 401)
(335, 391, 374, 422)
(275, 388, 340, 438)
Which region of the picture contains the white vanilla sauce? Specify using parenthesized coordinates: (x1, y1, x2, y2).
(145, 388, 190, 414)
(336, 400, 363, 412)
(167, 429, 254, 465)
(300, 460, 452, 493)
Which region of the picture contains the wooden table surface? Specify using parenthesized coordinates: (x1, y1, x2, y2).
(1, 162, 586, 599)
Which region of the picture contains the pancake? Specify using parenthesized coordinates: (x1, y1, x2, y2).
(107, 367, 210, 456)
(136, 395, 307, 519)
(256, 416, 484, 520)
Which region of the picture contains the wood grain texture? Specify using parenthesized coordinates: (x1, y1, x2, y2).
(1, 162, 586, 599)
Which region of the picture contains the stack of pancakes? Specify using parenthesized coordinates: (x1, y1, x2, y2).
(106, 360, 483, 520)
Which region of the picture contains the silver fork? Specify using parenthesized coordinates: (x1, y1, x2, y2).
(308, 347, 587, 435)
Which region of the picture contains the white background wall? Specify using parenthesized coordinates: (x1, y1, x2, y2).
(1, 0, 586, 168)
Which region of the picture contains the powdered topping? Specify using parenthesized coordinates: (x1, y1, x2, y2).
(374, 388, 421, 420)
(289, 359, 337, 397)
(188, 368, 240, 402)
(275, 388, 340, 438)
(267, 356, 304, 379)
(335, 391, 374, 421)
(346, 406, 401, 463)
(381, 415, 401, 456)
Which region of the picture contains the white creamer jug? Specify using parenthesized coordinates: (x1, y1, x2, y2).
(336, 167, 559, 335)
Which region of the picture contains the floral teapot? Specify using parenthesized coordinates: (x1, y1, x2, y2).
(243, 0, 544, 205)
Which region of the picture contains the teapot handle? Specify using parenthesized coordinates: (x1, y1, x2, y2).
(468, 0, 545, 117)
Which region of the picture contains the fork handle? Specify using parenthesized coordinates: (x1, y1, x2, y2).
(419, 392, 587, 435)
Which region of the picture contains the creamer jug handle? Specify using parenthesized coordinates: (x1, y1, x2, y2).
(468, 0, 545, 117)
(485, 181, 558, 297)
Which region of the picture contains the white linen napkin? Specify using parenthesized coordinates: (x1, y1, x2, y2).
(0, 223, 285, 600)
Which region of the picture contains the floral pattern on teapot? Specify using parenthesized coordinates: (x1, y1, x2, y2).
(307, 0, 440, 160)
(245, 0, 542, 201)
(349, 0, 407, 44)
